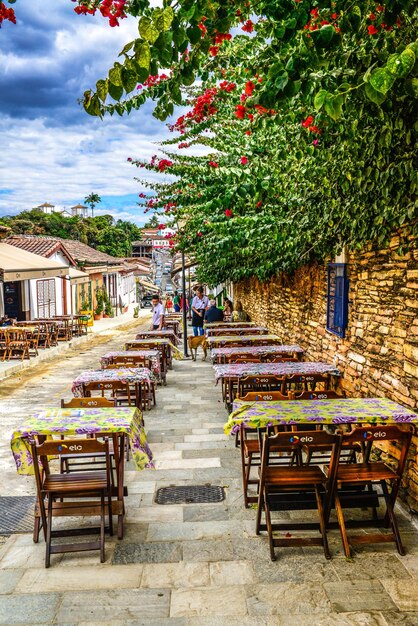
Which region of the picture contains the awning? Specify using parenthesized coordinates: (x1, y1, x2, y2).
(68, 267, 89, 285)
(137, 278, 158, 291)
(0, 243, 69, 281)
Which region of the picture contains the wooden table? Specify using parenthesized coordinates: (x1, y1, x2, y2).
(10, 406, 153, 539)
(72, 368, 156, 410)
(125, 338, 183, 371)
(100, 350, 163, 384)
(206, 334, 283, 348)
(214, 361, 340, 403)
(206, 326, 269, 337)
(205, 322, 257, 328)
(136, 329, 179, 346)
(210, 344, 305, 363)
(224, 397, 418, 434)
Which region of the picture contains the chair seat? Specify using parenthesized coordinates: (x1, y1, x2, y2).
(325, 462, 397, 483)
(243, 440, 260, 454)
(303, 442, 361, 452)
(260, 465, 326, 486)
(43, 471, 108, 493)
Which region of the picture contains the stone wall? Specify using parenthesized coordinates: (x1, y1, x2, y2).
(234, 227, 418, 513)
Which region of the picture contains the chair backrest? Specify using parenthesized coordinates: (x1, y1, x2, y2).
(104, 362, 142, 369)
(30, 437, 111, 493)
(127, 342, 160, 351)
(284, 372, 331, 390)
(264, 355, 298, 363)
(290, 390, 342, 400)
(342, 425, 414, 478)
(260, 429, 342, 487)
(228, 356, 262, 364)
(61, 397, 116, 408)
(238, 391, 290, 401)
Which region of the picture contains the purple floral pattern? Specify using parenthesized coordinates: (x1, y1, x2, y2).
(211, 344, 304, 362)
(11, 407, 153, 475)
(72, 368, 155, 397)
(206, 334, 282, 347)
(101, 351, 161, 380)
(214, 361, 340, 384)
(224, 397, 418, 435)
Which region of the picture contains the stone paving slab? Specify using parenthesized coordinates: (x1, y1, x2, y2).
(1, 324, 418, 624)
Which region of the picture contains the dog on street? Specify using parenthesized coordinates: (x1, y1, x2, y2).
(188, 335, 208, 361)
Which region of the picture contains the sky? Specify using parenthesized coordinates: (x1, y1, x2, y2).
(0, 0, 179, 225)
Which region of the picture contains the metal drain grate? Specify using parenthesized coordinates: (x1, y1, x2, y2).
(0, 496, 35, 535)
(155, 485, 225, 505)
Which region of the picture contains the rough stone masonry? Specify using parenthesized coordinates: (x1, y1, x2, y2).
(234, 224, 418, 513)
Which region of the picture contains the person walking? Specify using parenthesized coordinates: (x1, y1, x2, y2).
(173, 292, 180, 313)
(151, 294, 165, 330)
(165, 295, 173, 313)
(231, 300, 249, 322)
(191, 286, 209, 336)
(204, 299, 224, 324)
(223, 298, 234, 321)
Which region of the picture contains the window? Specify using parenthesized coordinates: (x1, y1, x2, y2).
(37, 279, 56, 318)
(326, 263, 349, 338)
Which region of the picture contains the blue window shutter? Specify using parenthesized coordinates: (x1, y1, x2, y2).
(326, 264, 349, 338)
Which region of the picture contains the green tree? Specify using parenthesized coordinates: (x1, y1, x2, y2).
(84, 193, 102, 218)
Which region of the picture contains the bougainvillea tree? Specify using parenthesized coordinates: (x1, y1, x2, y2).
(5, 1, 418, 284)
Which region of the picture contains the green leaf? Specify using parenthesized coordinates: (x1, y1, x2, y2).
(314, 89, 328, 111)
(387, 49, 415, 78)
(364, 82, 386, 105)
(109, 63, 123, 87)
(118, 40, 134, 57)
(370, 68, 396, 94)
(139, 17, 160, 44)
(347, 6, 361, 31)
(121, 68, 137, 94)
(311, 24, 337, 49)
(96, 79, 108, 103)
(84, 92, 101, 117)
(186, 25, 202, 45)
(173, 25, 187, 47)
(108, 81, 123, 101)
(134, 41, 151, 68)
(153, 7, 174, 32)
(405, 78, 418, 98)
(181, 67, 195, 86)
(324, 94, 343, 120)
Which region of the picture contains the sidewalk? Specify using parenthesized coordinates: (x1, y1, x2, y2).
(0, 306, 151, 381)
(1, 333, 418, 623)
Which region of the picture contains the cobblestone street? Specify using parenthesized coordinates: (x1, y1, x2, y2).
(1, 322, 418, 624)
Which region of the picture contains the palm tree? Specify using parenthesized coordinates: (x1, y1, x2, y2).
(84, 193, 102, 218)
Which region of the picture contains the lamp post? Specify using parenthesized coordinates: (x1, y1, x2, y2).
(181, 249, 189, 357)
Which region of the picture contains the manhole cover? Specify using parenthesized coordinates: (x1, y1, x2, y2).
(0, 496, 35, 534)
(155, 485, 225, 505)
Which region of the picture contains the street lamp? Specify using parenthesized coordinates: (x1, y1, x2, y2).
(181, 249, 189, 357)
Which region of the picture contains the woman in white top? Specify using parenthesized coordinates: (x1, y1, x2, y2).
(191, 287, 209, 336)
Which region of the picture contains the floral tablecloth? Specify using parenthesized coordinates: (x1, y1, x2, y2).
(224, 397, 418, 435)
(211, 344, 305, 362)
(72, 367, 155, 397)
(214, 361, 339, 384)
(101, 350, 161, 381)
(11, 407, 153, 475)
(135, 329, 180, 345)
(206, 327, 269, 337)
(206, 334, 282, 347)
(125, 338, 183, 360)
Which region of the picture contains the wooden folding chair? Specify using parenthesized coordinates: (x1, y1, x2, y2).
(4, 329, 30, 361)
(227, 356, 262, 364)
(326, 425, 414, 557)
(256, 429, 342, 560)
(83, 380, 139, 409)
(282, 372, 331, 394)
(30, 437, 113, 567)
(237, 375, 284, 400)
(61, 397, 116, 408)
(263, 355, 298, 363)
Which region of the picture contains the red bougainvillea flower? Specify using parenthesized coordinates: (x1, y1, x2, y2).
(245, 81, 255, 96)
(310, 7, 319, 18)
(368, 24, 379, 35)
(235, 105, 247, 119)
(224, 209, 233, 218)
(247, 113, 254, 122)
(245, 130, 251, 136)
(308, 125, 321, 134)
(255, 104, 269, 115)
(331, 12, 338, 19)
(240, 156, 248, 165)
(312, 139, 319, 146)
(158, 223, 166, 229)
(0, 4, 16, 26)
(256, 201, 263, 208)
(157, 159, 173, 172)
(302, 115, 314, 128)
(138, 192, 146, 198)
(369, 13, 376, 20)
(208, 161, 219, 167)
(376, 4, 384, 12)
(242, 20, 254, 33)
(214, 32, 232, 44)
(198, 21, 207, 36)
(209, 46, 219, 56)
(219, 81, 236, 92)
(178, 142, 190, 149)
(127, 157, 132, 162)
(197, 231, 203, 237)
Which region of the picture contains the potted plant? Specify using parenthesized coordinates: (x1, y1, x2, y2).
(94, 288, 103, 320)
(79, 297, 93, 327)
(103, 289, 113, 318)
(133, 305, 140, 318)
